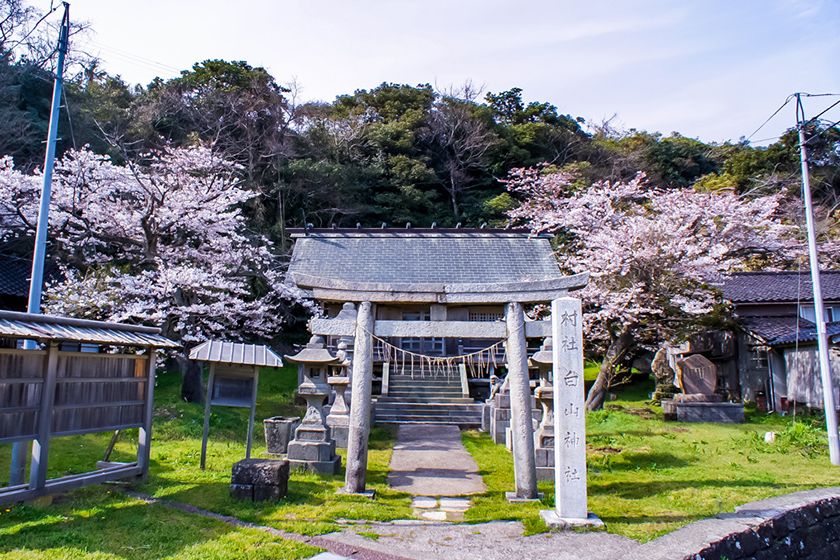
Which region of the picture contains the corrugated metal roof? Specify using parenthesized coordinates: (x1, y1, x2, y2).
(0, 311, 179, 348)
(189, 340, 284, 367)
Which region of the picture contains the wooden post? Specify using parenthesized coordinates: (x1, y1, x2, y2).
(137, 351, 157, 480)
(29, 342, 58, 490)
(505, 301, 538, 501)
(344, 301, 374, 494)
(381, 362, 390, 396)
(245, 366, 260, 459)
(200, 364, 216, 470)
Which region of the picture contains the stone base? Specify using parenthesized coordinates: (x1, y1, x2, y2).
(536, 466, 554, 481)
(505, 491, 544, 503)
(540, 510, 605, 530)
(337, 488, 376, 498)
(327, 424, 348, 448)
(288, 455, 341, 475)
(676, 401, 745, 423)
(230, 459, 289, 501)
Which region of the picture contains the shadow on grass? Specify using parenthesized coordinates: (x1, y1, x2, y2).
(0, 490, 316, 560)
(590, 478, 813, 500)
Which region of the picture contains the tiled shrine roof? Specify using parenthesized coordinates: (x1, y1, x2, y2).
(287, 229, 566, 287)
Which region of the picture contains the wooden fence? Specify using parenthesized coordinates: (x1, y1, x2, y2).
(0, 344, 155, 504)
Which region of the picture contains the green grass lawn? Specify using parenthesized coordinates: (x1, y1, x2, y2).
(463, 380, 840, 542)
(3, 367, 840, 556)
(0, 366, 411, 558)
(0, 488, 319, 559)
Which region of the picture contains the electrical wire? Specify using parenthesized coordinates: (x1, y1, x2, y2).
(61, 85, 76, 150)
(747, 96, 793, 142)
(807, 98, 840, 124)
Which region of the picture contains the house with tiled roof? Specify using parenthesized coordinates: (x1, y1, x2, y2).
(723, 271, 840, 412)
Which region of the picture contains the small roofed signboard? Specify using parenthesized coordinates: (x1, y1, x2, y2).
(189, 341, 284, 469)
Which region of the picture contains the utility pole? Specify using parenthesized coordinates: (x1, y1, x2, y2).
(9, 2, 71, 486)
(795, 92, 840, 466)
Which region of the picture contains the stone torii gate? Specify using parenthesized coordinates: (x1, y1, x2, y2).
(300, 274, 589, 500)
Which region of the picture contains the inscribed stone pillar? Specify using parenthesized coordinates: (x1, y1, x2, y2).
(541, 297, 601, 528)
(505, 301, 538, 500)
(344, 301, 374, 494)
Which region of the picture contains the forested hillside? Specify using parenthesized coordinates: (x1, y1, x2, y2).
(1, 53, 837, 253)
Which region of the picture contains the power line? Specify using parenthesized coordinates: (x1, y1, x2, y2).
(807, 98, 840, 124)
(804, 118, 840, 147)
(747, 95, 793, 142)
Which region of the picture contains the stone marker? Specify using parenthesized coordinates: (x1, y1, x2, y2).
(541, 297, 603, 529)
(230, 458, 289, 501)
(676, 354, 717, 396)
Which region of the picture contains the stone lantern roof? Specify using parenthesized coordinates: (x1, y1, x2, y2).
(284, 335, 340, 365)
(529, 337, 554, 366)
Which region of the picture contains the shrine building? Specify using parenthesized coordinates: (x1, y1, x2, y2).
(286, 227, 587, 427)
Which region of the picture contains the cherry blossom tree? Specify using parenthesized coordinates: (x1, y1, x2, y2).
(0, 146, 309, 402)
(507, 167, 799, 410)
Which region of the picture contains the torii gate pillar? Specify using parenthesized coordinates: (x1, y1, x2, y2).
(343, 301, 375, 495)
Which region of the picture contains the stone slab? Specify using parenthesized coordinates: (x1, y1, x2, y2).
(412, 496, 438, 509)
(231, 459, 290, 486)
(289, 456, 341, 475)
(388, 424, 486, 496)
(505, 491, 544, 503)
(540, 510, 605, 530)
(676, 402, 745, 423)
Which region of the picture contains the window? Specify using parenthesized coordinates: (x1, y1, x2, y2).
(800, 305, 837, 323)
(400, 310, 443, 355)
(750, 347, 769, 369)
(469, 311, 503, 322)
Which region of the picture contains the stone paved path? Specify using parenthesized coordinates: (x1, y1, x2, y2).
(387, 424, 486, 496)
(320, 520, 638, 560)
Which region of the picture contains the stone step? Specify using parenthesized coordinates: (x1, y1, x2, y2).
(375, 415, 482, 425)
(388, 380, 461, 389)
(387, 385, 463, 392)
(386, 394, 465, 401)
(375, 404, 482, 414)
(387, 388, 463, 395)
(376, 396, 475, 404)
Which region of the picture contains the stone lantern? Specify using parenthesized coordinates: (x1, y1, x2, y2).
(285, 335, 342, 474)
(326, 340, 351, 448)
(529, 337, 555, 480)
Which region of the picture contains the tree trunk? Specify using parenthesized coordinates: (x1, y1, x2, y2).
(585, 326, 632, 411)
(177, 353, 204, 404)
(449, 175, 459, 219)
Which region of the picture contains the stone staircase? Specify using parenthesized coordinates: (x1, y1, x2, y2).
(374, 365, 483, 427)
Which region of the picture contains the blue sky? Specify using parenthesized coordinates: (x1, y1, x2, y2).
(67, 0, 840, 144)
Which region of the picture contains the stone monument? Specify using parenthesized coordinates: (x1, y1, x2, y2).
(541, 297, 603, 529)
(285, 336, 342, 474)
(662, 353, 744, 423)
